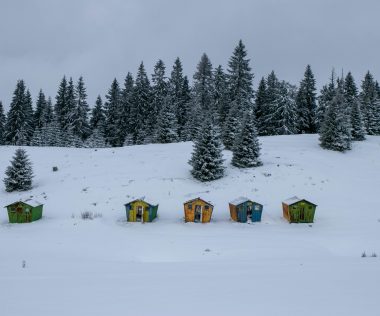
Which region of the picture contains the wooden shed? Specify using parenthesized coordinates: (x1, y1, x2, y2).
(229, 197, 263, 223)
(125, 199, 158, 223)
(282, 196, 317, 223)
(183, 198, 213, 223)
(4, 199, 43, 223)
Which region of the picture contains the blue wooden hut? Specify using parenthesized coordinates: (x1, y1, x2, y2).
(229, 197, 263, 223)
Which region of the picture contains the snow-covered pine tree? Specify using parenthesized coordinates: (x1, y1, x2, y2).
(23, 89, 35, 143)
(114, 74, 132, 146)
(319, 82, 352, 151)
(104, 79, 122, 147)
(317, 71, 336, 131)
(213, 65, 230, 127)
(72, 76, 90, 140)
(63, 77, 77, 131)
(151, 60, 168, 135)
(227, 40, 254, 113)
(231, 110, 261, 168)
(155, 95, 178, 143)
(224, 40, 254, 146)
(90, 95, 105, 130)
(344, 72, 358, 106)
(359, 71, 378, 135)
(0, 101, 5, 145)
(189, 119, 225, 182)
(254, 77, 268, 136)
(5, 80, 29, 145)
(262, 71, 281, 136)
(131, 62, 151, 144)
(297, 65, 317, 133)
(4, 148, 34, 192)
(34, 89, 48, 129)
(54, 76, 68, 129)
(273, 81, 298, 135)
(44, 97, 54, 125)
(350, 100, 366, 141)
(193, 53, 214, 117)
(169, 58, 187, 140)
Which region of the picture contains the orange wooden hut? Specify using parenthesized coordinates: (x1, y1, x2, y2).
(183, 197, 213, 223)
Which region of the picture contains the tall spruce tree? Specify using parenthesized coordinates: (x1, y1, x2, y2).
(155, 95, 178, 143)
(262, 71, 280, 135)
(151, 60, 168, 122)
(227, 40, 254, 112)
(119, 73, 134, 142)
(273, 81, 298, 135)
(319, 82, 352, 151)
(5, 80, 29, 145)
(297, 65, 317, 133)
(34, 89, 48, 129)
(90, 95, 105, 130)
(193, 53, 214, 117)
(189, 119, 225, 182)
(360, 72, 380, 135)
(223, 40, 254, 147)
(72, 76, 90, 139)
(231, 110, 261, 168)
(254, 77, 268, 136)
(131, 62, 151, 144)
(0, 101, 5, 145)
(54, 76, 68, 129)
(24, 90, 35, 143)
(169, 58, 187, 140)
(350, 100, 366, 141)
(104, 79, 122, 147)
(4, 148, 34, 192)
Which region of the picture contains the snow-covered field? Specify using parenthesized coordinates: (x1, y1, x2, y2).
(1, 135, 380, 316)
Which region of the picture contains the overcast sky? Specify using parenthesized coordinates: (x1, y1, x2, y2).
(0, 0, 379, 109)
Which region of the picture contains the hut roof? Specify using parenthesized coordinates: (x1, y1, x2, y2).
(183, 197, 213, 207)
(283, 196, 317, 206)
(4, 199, 43, 208)
(124, 198, 158, 207)
(229, 197, 252, 206)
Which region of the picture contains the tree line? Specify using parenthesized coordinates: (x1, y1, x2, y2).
(0, 40, 379, 156)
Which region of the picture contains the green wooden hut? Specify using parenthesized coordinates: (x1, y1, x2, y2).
(229, 197, 263, 223)
(282, 196, 317, 223)
(124, 199, 158, 222)
(4, 199, 43, 223)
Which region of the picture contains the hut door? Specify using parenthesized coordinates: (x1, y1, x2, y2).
(194, 205, 202, 222)
(136, 206, 143, 222)
(299, 205, 305, 221)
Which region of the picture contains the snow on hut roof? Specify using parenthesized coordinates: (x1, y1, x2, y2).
(183, 197, 213, 206)
(4, 199, 43, 208)
(283, 196, 317, 206)
(283, 196, 302, 205)
(229, 197, 252, 205)
(124, 198, 158, 206)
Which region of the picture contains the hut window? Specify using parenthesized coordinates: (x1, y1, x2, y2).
(205, 205, 209, 210)
(254, 205, 260, 211)
(187, 204, 192, 210)
(25, 208, 30, 213)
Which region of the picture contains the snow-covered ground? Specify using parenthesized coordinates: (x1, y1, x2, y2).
(1, 135, 379, 316)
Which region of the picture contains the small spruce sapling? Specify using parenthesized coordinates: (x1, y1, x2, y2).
(4, 148, 34, 192)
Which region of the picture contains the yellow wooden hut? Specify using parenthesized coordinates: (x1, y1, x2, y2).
(183, 197, 213, 223)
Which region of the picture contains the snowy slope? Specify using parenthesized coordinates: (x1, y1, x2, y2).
(0, 135, 380, 316)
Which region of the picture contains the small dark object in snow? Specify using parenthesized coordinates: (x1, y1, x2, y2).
(362, 251, 367, 258)
(308, 224, 312, 227)
(204, 248, 211, 252)
(277, 164, 280, 167)
(22, 260, 26, 268)
(52, 166, 58, 172)
(263, 172, 271, 177)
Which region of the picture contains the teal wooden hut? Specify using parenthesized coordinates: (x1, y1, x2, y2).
(229, 197, 263, 223)
(124, 199, 158, 222)
(4, 199, 43, 223)
(282, 196, 317, 223)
